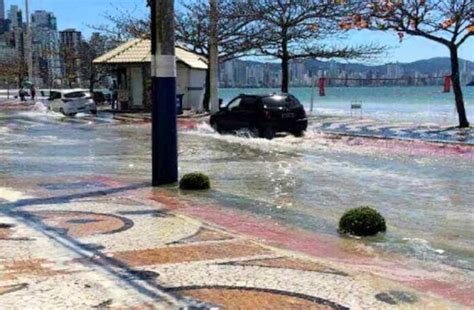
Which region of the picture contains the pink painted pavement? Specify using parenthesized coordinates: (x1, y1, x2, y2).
(140, 187, 473, 307)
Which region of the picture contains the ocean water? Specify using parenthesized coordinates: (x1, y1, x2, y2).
(220, 86, 474, 125)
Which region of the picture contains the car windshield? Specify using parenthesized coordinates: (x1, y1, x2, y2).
(49, 91, 61, 100)
(227, 97, 242, 110)
(64, 91, 86, 99)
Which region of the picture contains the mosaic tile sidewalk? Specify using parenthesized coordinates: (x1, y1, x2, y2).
(0, 180, 462, 309)
(311, 116, 473, 144)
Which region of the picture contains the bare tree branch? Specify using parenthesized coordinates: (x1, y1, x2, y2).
(365, 0, 473, 127)
(243, 0, 385, 92)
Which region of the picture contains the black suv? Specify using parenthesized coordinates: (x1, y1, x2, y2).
(210, 93, 308, 139)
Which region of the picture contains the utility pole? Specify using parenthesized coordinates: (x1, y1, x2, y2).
(209, 0, 219, 113)
(150, 0, 178, 186)
(25, 0, 33, 83)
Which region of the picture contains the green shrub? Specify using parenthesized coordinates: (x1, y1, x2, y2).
(339, 207, 386, 237)
(179, 173, 211, 190)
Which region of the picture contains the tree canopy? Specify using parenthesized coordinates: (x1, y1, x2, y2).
(359, 0, 473, 127)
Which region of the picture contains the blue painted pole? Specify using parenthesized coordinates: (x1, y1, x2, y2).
(151, 0, 178, 186)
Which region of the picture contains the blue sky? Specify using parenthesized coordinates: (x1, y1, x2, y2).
(5, 0, 474, 63)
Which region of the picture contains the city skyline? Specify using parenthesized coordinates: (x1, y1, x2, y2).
(0, 0, 90, 87)
(219, 57, 474, 88)
(1, 1, 473, 90)
(3, 0, 474, 63)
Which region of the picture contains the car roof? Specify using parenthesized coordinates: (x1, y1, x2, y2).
(47, 89, 87, 94)
(241, 93, 290, 98)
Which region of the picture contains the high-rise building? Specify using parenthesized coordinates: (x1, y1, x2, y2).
(386, 63, 403, 79)
(7, 5, 22, 29)
(60, 28, 82, 50)
(59, 28, 83, 86)
(31, 10, 57, 30)
(32, 28, 62, 84)
(1, 5, 23, 59)
(0, 0, 5, 20)
(30, 10, 61, 86)
(0, 20, 9, 34)
(222, 61, 235, 87)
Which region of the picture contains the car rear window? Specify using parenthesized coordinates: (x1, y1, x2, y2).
(262, 95, 299, 107)
(64, 91, 86, 99)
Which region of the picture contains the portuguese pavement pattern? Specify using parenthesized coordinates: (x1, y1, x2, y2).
(312, 116, 473, 144)
(0, 177, 466, 309)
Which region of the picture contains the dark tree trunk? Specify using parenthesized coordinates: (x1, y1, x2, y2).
(89, 65, 95, 93)
(202, 67, 210, 111)
(89, 76, 95, 93)
(449, 47, 470, 128)
(281, 36, 289, 93)
(281, 57, 289, 93)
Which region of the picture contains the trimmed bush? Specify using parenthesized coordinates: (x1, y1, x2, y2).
(179, 173, 211, 190)
(339, 207, 386, 237)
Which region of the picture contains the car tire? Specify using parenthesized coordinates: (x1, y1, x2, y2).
(211, 121, 221, 134)
(292, 130, 305, 137)
(249, 126, 260, 138)
(260, 127, 275, 140)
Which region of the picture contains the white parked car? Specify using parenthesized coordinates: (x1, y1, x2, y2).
(47, 89, 97, 116)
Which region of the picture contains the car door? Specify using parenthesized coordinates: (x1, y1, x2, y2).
(235, 96, 258, 129)
(65, 91, 88, 112)
(48, 91, 61, 111)
(219, 97, 242, 130)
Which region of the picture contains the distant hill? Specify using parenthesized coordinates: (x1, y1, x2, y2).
(235, 57, 474, 74)
(302, 57, 474, 75)
(396, 57, 474, 75)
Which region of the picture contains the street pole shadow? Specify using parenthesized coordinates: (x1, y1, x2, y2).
(0, 182, 190, 306)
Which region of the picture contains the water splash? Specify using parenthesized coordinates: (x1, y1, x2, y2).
(33, 101, 48, 112)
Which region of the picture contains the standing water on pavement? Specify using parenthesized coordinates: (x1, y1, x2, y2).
(0, 105, 473, 274)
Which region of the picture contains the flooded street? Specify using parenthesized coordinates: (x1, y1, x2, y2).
(1, 105, 473, 274)
(182, 125, 473, 272)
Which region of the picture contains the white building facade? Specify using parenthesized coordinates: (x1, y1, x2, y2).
(93, 39, 208, 112)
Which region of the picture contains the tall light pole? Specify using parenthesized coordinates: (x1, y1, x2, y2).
(150, 0, 178, 186)
(25, 0, 33, 83)
(209, 0, 219, 113)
